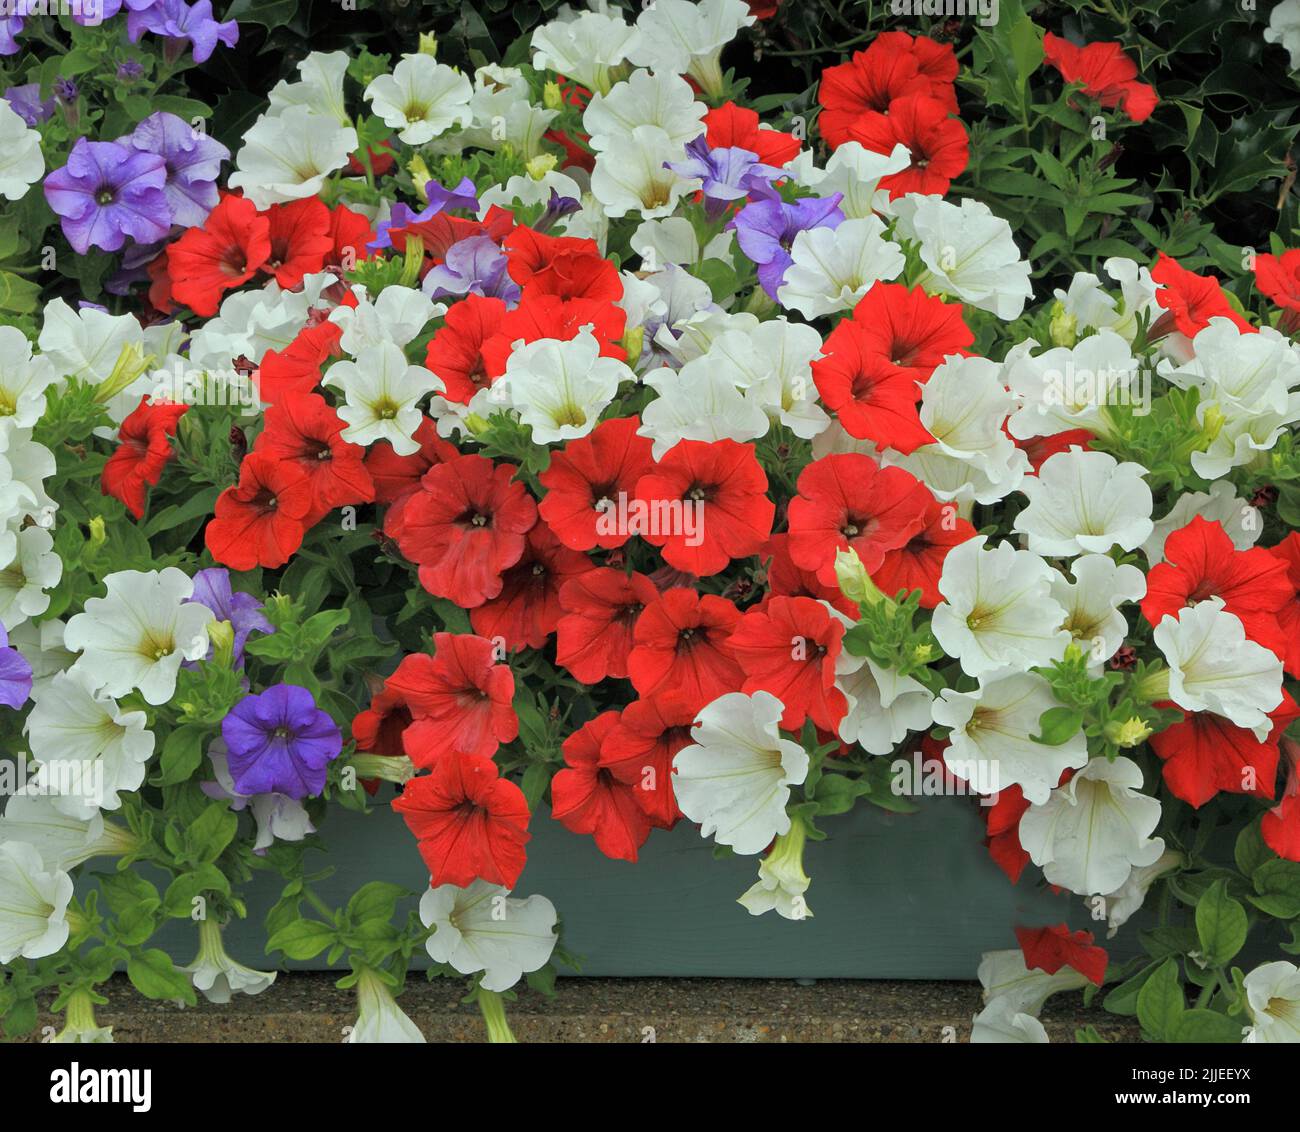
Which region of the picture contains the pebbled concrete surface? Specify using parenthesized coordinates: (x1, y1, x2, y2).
(26, 975, 1141, 1043)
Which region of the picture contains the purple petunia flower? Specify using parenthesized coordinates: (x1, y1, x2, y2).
(43, 138, 172, 255)
(53, 77, 78, 103)
(729, 191, 844, 299)
(3, 83, 54, 126)
(222, 684, 342, 799)
(116, 59, 145, 82)
(422, 235, 520, 304)
(73, 0, 124, 24)
(0, 17, 24, 56)
(666, 137, 782, 220)
(532, 188, 582, 234)
(0, 625, 32, 710)
(186, 567, 274, 667)
(127, 0, 238, 65)
(369, 177, 480, 252)
(125, 111, 230, 228)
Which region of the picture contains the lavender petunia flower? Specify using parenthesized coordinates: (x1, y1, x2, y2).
(666, 137, 782, 220)
(533, 188, 582, 234)
(0, 625, 32, 710)
(222, 684, 342, 799)
(422, 235, 520, 304)
(125, 111, 230, 228)
(186, 567, 274, 666)
(0, 17, 23, 56)
(73, 0, 124, 23)
(53, 78, 78, 103)
(3, 83, 54, 126)
(116, 59, 145, 81)
(729, 191, 844, 300)
(127, 0, 238, 65)
(43, 138, 171, 255)
(369, 176, 480, 252)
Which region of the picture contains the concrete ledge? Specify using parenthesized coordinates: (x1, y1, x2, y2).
(27, 975, 1141, 1043)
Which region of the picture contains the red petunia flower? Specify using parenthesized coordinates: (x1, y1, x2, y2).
(479, 293, 627, 375)
(101, 397, 189, 520)
(384, 634, 518, 766)
(1150, 692, 1299, 809)
(1017, 428, 1094, 473)
(633, 438, 775, 577)
(1042, 32, 1158, 123)
(1267, 532, 1300, 676)
(544, 128, 597, 173)
(627, 588, 744, 712)
(1140, 516, 1292, 659)
(469, 521, 594, 651)
(392, 753, 530, 888)
(1263, 739, 1300, 861)
(504, 226, 622, 303)
(166, 194, 271, 317)
(388, 454, 538, 607)
(848, 281, 974, 383)
(364, 416, 459, 534)
(538, 416, 656, 551)
(423, 294, 510, 405)
(387, 206, 514, 265)
(872, 498, 977, 608)
(555, 567, 659, 684)
(1254, 250, 1300, 314)
(1151, 253, 1254, 337)
(1015, 923, 1108, 986)
(352, 683, 415, 760)
(984, 784, 1031, 884)
(726, 595, 848, 732)
(845, 94, 969, 197)
(550, 712, 653, 862)
(253, 392, 375, 525)
(328, 203, 376, 268)
(760, 532, 858, 618)
(205, 451, 312, 571)
(703, 101, 802, 166)
(787, 454, 932, 585)
(262, 198, 333, 289)
(603, 695, 698, 829)
(256, 319, 343, 404)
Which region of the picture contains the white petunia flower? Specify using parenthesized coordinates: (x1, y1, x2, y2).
(323, 342, 439, 455)
(1014, 448, 1153, 557)
(531, 10, 642, 95)
(835, 647, 933, 755)
(932, 672, 1088, 805)
(38, 298, 143, 385)
(25, 668, 155, 820)
(0, 98, 44, 201)
(0, 428, 55, 529)
(0, 525, 61, 630)
(590, 124, 698, 219)
(228, 105, 358, 209)
(971, 997, 1050, 1043)
(1019, 756, 1165, 896)
(638, 358, 770, 459)
(420, 880, 558, 992)
(778, 216, 906, 319)
(1265, 0, 1300, 71)
(1053, 257, 1159, 344)
(805, 141, 911, 219)
(1154, 599, 1284, 740)
(629, 0, 756, 97)
(480, 169, 586, 218)
(180, 918, 277, 1005)
(0, 326, 57, 427)
(1142, 481, 1263, 565)
(348, 967, 426, 1043)
(1004, 329, 1141, 440)
(8, 617, 74, 694)
(710, 319, 828, 439)
(979, 948, 1090, 1015)
(329, 284, 439, 354)
(672, 691, 809, 854)
(0, 788, 136, 872)
(1051, 554, 1145, 669)
(931, 537, 1070, 679)
(655, 308, 759, 366)
(893, 195, 1033, 320)
(63, 568, 214, 706)
(267, 50, 350, 124)
(500, 329, 631, 444)
(52, 988, 114, 1043)
(364, 55, 473, 145)
(632, 216, 733, 270)
(1243, 961, 1300, 1042)
(583, 68, 705, 152)
(1098, 847, 1182, 938)
(0, 839, 72, 963)
(737, 817, 812, 920)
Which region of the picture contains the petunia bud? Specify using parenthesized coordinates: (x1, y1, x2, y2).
(834, 547, 884, 607)
(207, 619, 235, 668)
(95, 343, 154, 404)
(1049, 300, 1077, 347)
(417, 32, 438, 57)
(407, 157, 433, 204)
(525, 153, 557, 181)
(620, 325, 644, 363)
(542, 81, 564, 112)
(347, 752, 415, 785)
(86, 515, 106, 552)
(1104, 716, 1153, 748)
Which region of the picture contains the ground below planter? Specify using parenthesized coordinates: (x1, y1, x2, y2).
(27, 975, 1140, 1043)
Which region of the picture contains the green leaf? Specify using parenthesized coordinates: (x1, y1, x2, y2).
(1169, 1009, 1247, 1044)
(266, 918, 337, 960)
(1235, 820, 1275, 879)
(1136, 958, 1185, 1041)
(1250, 859, 1300, 919)
(185, 803, 239, 864)
(156, 725, 208, 786)
(1103, 960, 1160, 1017)
(128, 948, 197, 1005)
(1032, 706, 1084, 745)
(1195, 880, 1248, 966)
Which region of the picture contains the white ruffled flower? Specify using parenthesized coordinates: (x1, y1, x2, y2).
(0, 525, 60, 630)
(1098, 847, 1182, 938)
(931, 537, 1070, 679)
(267, 50, 350, 123)
(583, 68, 705, 152)
(1142, 482, 1262, 565)
(0, 840, 72, 963)
(1265, 0, 1300, 71)
(0, 326, 57, 427)
(638, 359, 770, 458)
(1153, 598, 1284, 740)
(1051, 554, 1145, 668)
(0, 97, 44, 201)
(978, 947, 1090, 1015)
(737, 817, 812, 920)
(181, 919, 277, 1005)
(630, 0, 755, 97)
(8, 617, 74, 694)
(25, 668, 154, 820)
(1243, 961, 1300, 1042)
(778, 216, 906, 319)
(590, 124, 698, 219)
(893, 195, 1034, 320)
(933, 672, 1088, 805)
(1, 428, 55, 528)
(1004, 329, 1141, 440)
(348, 967, 426, 1043)
(1019, 756, 1165, 896)
(1014, 448, 1153, 557)
(329, 284, 439, 354)
(52, 988, 113, 1043)
(531, 10, 641, 95)
(803, 142, 911, 219)
(500, 329, 630, 444)
(420, 880, 558, 992)
(0, 788, 136, 872)
(228, 105, 358, 209)
(672, 691, 809, 854)
(323, 342, 439, 455)
(63, 568, 214, 706)
(703, 319, 829, 439)
(365, 55, 473, 145)
(971, 997, 1050, 1043)
(632, 216, 733, 270)
(38, 298, 143, 385)
(1053, 257, 1159, 344)
(480, 169, 586, 218)
(835, 649, 933, 755)
(655, 308, 759, 366)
